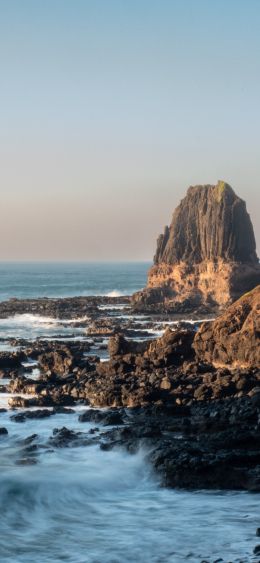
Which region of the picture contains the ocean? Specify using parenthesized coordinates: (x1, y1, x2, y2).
(0, 262, 258, 563)
(0, 261, 150, 301)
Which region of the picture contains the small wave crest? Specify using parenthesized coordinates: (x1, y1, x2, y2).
(106, 290, 124, 297)
(2, 314, 89, 326)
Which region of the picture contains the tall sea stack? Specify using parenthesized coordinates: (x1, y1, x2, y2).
(133, 181, 260, 312)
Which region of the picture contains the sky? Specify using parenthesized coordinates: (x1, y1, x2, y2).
(0, 0, 259, 261)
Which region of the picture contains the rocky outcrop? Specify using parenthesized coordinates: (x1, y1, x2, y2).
(38, 346, 95, 378)
(154, 181, 257, 264)
(0, 296, 130, 320)
(1, 292, 260, 498)
(9, 313, 260, 410)
(194, 285, 260, 368)
(133, 181, 260, 312)
(108, 328, 195, 368)
(0, 351, 26, 370)
(108, 333, 149, 357)
(98, 398, 260, 491)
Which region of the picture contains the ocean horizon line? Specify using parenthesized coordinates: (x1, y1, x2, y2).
(0, 259, 153, 264)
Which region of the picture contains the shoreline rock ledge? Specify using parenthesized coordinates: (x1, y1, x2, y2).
(132, 181, 260, 313)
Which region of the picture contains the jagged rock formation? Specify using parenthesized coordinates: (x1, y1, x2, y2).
(108, 328, 194, 366)
(194, 284, 260, 368)
(133, 181, 260, 311)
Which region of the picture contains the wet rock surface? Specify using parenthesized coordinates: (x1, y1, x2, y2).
(0, 295, 131, 319)
(0, 351, 26, 372)
(5, 397, 260, 493)
(98, 398, 260, 491)
(0, 288, 259, 497)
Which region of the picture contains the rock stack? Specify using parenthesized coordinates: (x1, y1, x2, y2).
(133, 181, 260, 312)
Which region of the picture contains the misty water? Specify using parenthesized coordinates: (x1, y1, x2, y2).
(0, 264, 259, 562)
(0, 409, 259, 563)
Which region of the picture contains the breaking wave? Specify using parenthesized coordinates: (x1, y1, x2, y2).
(0, 427, 258, 563)
(106, 290, 125, 297)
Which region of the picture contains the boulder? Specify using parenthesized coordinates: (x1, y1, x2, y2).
(0, 351, 26, 370)
(38, 348, 75, 375)
(194, 285, 260, 368)
(108, 328, 194, 367)
(145, 327, 194, 366)
(108, 334, 149, 357)
(38, 346, 93, 376)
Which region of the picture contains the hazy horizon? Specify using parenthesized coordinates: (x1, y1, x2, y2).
(1, 0, 259, 261)
(0, 259, 152, 263)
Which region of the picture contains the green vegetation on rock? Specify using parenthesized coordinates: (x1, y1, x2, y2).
(215, 180, 228, 203)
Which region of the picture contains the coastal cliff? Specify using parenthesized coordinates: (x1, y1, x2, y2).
(133, 181, 260, 312)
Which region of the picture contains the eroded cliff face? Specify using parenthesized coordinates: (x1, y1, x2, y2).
(133, 181, 260, 312)
(154, 182, 257, 264)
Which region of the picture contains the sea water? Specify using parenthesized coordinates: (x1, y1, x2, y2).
(0, 263, 259, 563)
(0, 262, 150, 301)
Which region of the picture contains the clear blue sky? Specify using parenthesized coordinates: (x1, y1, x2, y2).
(0, 0, 259, 260)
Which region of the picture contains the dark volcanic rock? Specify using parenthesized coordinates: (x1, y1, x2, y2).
(38, 348, 76, 376)
(144, 327, 195, 366)
(0, 351, 26, 370)
(87, 319, 121, 336)
(79, 408, 124, 426)
(91, 396, 260, 491)
(132, 182, 260, 312)
(1, 288, 258, 494)
(108, 334, 149, 357)
(108, 328, 194, 366)
(7, 317, 260, 410)
(49, 427, 93, 448)
(38, 346, 94, 377)
(10, 409, 55, 423)
(194, 285, 260, 368)
(0, 296, 130, 320)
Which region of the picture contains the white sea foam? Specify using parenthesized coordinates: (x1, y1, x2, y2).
(99, 304, 129, 310)
(4, 314, 90, 326)
(156, 318, 214, 326)
(106, 289, 125, 297)
(1, 314, 59, 326)
(0, 410, 258, 563)
(0, 391, 32, 409)
(0, 314, 89, 341)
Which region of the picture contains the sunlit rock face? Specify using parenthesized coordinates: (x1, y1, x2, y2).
(193, 284, 260, 369)
(133, 181, 260, 312)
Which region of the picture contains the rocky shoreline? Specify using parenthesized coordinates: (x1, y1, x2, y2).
(4, 397, 259, 493)
(0, 286, 259, 498)
(0, 295, 131, 319)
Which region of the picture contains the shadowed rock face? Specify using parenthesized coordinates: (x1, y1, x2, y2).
(154, 182, 258, 265)
(133, 182, 260, 312)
